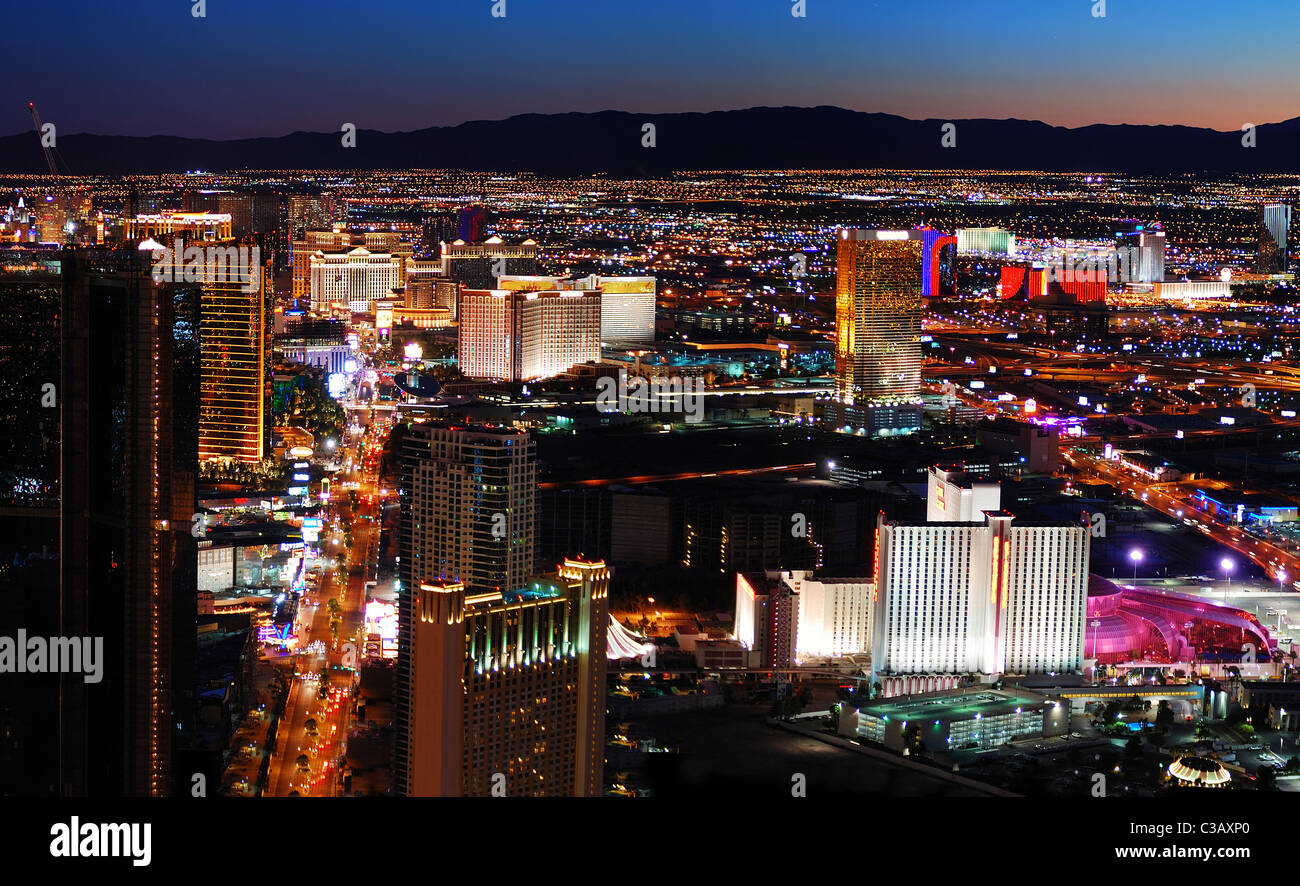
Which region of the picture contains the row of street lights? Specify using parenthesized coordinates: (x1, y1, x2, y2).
(1126, 550, 1252, 587)
(1128, 547, 1294, 600)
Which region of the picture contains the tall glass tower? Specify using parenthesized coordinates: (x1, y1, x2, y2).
(1258, 203, 1291, 273)
(830, 229, 924, 435)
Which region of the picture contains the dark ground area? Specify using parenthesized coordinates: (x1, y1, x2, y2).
(635, 705, 989, 798)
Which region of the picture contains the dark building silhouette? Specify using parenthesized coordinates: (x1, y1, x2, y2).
(457, 205, 489, 243)
(0, 250, 62, 794)
(420, 212, 457, 258)
(59, 247, 197, 796)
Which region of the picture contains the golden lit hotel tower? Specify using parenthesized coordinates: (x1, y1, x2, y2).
(402, 559, 610, 797)
(197, 253, 270, 462)
(829, 229, 924, 435)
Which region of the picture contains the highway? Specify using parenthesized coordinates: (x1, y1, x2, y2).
(1064, 448, 1300, 589)
(540, 462, 818, 490)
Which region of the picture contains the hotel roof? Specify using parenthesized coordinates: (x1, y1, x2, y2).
(853, 687, 1049, 724)
(839, 228, 927, 241)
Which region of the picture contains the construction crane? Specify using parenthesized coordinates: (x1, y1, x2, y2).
(27, 101, 76, 245)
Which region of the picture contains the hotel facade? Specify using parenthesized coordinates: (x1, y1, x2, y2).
(871, 511, 1090, 688)
(458, 288, 602, 381)
(308, 246, 404, 312)
(400, 560, 609, 797)
(497, 273, 656, 343)
(828, 228, 924, 435)
(734, 569, 874, 665)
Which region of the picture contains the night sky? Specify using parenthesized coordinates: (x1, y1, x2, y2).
(5, 0, 1298, 139)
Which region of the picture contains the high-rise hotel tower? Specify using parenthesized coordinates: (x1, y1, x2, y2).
(829, 229, 924, 436)
(395, 425, 608, 795)
(196, 251, 270, 463)
(60, 247, 200, 795)
(1257, 203, 1292, 273)
(401, 559, 609, 796)
(871, 510, 1090, 693)
(395, 425, 534, 791)
(396, 425, 535, 597)
(458, 288, 601, 381)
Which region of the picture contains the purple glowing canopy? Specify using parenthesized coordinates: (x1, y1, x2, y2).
(1084, 575, 1273, 661)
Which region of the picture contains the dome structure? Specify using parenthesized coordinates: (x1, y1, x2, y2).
(1167, 755, 1232, 788)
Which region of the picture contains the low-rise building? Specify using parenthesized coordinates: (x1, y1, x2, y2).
(852, 687, 1065, 752)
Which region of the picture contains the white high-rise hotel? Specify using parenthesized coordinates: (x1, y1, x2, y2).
(872, 478, 1090, 685)
(733, 570, 873, 664)
(785, 571, 873, 660)
(873, 512, 1089, 677)
(497, 274, 656, 343)
(309, 246, 404, 312)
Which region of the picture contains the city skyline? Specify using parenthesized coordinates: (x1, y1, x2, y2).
(7, 2, 1300, 838)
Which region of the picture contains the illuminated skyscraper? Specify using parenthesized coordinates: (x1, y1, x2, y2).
(196, 251, 270, 463)
(35, 194, 68, 243)
(828, 228, 924, 435)
(498, 273, 656, 342)
(871, 511, 1089, 693)
(1257, 203, 1291, 273)
(1115, 221, 1165, 283)
(395, 425, 537, 786)
(35, 192, 92, 244)
(458, 288, 601, 381)
(400, 560, 609, 796)
(395, 425, 608, 796)
(287, 194, 337, 240)
(397, 425, 536, 596)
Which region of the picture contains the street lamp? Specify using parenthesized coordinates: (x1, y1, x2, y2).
(1130, 549, 1143, 582)
(1280, 570, 1289, 593)
(1090, 619, 1103, 673)
(1221, 557, 1234, 597)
